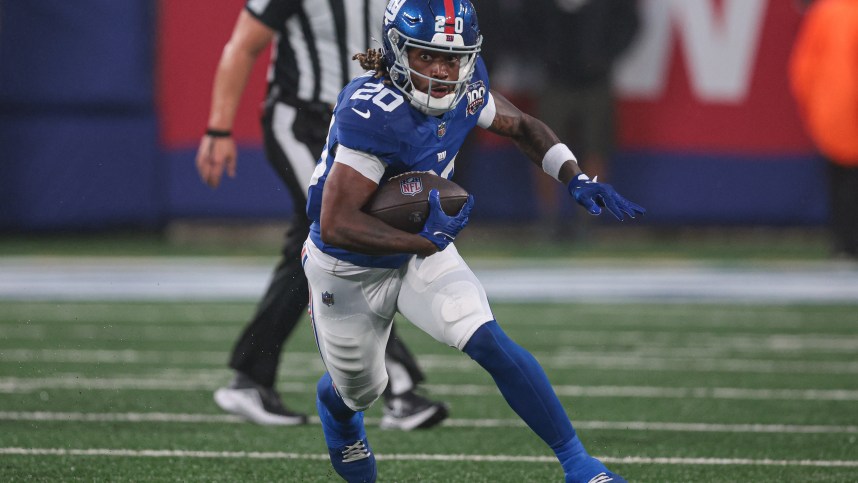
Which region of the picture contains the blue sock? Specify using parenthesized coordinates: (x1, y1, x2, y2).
(463, 321, 607, 482)
(316, 372, 363, 447)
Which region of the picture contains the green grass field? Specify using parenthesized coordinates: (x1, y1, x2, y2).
(2, 298, 857, 482)
(1, 230, 856, 481)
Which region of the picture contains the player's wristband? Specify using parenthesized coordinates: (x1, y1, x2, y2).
(542, 143, 577, 181)
(205, 128, 232, 138)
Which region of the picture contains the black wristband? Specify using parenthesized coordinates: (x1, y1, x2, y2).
(205, 128, 232, 138)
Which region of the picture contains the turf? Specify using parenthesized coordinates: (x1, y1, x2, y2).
(1, 299, 856, 482)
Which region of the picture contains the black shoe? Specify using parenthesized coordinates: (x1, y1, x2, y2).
(379, 390, 448, 431)
(213, 372, 308, 426)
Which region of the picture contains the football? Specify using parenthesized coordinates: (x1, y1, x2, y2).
(364, 172, 469, 233)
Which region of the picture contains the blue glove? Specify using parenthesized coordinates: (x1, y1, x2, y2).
(418, 189, 475, 251)
(567, 174, 646, 221)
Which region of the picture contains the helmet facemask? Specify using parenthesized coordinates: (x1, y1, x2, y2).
(386, 28, 482, 116)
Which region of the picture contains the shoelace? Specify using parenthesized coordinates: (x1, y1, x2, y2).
(587, 472, 613, 483)
(341, 441, 371, 463)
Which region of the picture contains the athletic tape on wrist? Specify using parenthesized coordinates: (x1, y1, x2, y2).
(542, 143, 577, 181)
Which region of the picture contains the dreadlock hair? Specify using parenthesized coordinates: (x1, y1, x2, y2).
(353, 48, 390, 83)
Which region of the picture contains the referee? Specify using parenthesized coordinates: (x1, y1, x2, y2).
(195, 0, 448, 430)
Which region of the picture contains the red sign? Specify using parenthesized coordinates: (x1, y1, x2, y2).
(157, 0, 815, 156)
(615, 0, 813, 155)
(157, 0, 270, 148)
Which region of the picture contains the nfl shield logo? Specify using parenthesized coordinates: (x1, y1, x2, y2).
(322, 291, 335, 307)
(437, 122, 447, 138)
(400, 176, 423, 196)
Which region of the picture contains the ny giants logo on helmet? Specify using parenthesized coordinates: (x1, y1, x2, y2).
(400, 176, 424, 196)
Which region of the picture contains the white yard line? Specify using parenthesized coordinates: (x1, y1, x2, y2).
(1, 447, 856, 467)
(427, 384, 858, 401)
(2, 348, 857, 374)
(1, 411, 856, 435)
(2, 376, 857, 401)
(1, 257, 857, 303)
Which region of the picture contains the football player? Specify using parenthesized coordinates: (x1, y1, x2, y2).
(302, 0, 645, 481)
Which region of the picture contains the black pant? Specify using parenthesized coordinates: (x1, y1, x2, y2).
(228, 100, 425, 395)
(828, 161, 858, 256)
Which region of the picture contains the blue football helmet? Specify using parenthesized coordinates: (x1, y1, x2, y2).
(382, 0, 482, 115)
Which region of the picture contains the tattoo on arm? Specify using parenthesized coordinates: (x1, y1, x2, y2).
(486, 90, 561, 167)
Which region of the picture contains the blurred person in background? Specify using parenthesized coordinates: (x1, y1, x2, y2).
(194, 0, 448, 430)
(790, 0, 858, 259)
(472, 0, 535, 87)
(530, 0, 640, 239)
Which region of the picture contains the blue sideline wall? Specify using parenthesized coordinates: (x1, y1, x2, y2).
(0, 0, 161, 231)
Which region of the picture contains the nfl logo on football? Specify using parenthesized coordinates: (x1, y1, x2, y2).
(399, 176, 423, 196)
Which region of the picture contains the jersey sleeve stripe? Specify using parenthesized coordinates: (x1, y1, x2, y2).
(334, 145, 387, 184)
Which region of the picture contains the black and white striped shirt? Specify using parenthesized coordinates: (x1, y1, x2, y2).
(246, 0, 389, 106)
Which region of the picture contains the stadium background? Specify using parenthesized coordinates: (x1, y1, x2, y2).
(3, 3, 857, 481)
(0, 0, 823, 232)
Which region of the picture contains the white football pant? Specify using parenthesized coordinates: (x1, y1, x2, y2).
(302, 238, 494, 411)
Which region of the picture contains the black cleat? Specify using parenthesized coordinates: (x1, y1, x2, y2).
(213, 372, 308, 426)
(379, 390, 448, 431)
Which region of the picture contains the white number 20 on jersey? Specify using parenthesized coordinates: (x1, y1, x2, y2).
(350, 82, 404, 112)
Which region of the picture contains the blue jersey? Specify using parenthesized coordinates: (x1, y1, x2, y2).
(307, 57, 491, 268)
